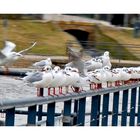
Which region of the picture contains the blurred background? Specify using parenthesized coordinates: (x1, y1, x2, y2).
(1, 14, 140, 67)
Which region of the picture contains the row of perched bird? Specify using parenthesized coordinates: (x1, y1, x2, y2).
(0, 41, 139, 96)
(22, 50, 140, 96)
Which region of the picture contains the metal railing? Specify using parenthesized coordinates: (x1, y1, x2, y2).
(0, 82, 140, 126)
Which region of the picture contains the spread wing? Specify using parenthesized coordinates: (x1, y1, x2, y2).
(18, 42, 37, 54)
(68, 47, 83, 61)
(66, 47, 86, 76)
(1, 41, 16, 56)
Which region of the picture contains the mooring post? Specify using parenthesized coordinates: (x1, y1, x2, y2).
(90, 95, 101, 126)
(27, 105, 37, 126)
(5, 108, 15, 126)
(101, 93, 110, 126)
(129, 87, 137, 126)
(77, 97, 86, 126)
(63, 100, 72, 126)
(46, 102, 55, 126)
(112, 91, 120, 126)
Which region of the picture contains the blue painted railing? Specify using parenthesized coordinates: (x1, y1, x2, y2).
(0, 82, 140, 126)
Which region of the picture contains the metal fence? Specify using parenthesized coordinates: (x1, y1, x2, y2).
(0, 82, 140, 126)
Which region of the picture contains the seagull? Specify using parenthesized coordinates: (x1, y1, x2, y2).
(85, 57, 103, 71)
(47, 66, 63, 95)
(72, 75, 91, 92)
(115, 67, 131, 85)
(111, 68, 121, 86)
(87, 68, 107, 89)
(65, 47, 86, 76)
(102, 66, 114, 87)
(96, 51, 112, 69)
(0, 41, 37, 71)
(62, 66, 75, 93)
(23, 65, 53, 96)
(32, 57, 52, 69)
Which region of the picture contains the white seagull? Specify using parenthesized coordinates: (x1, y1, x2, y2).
(0, 41, 37, 71)
(87, 68, 107, 89)
(96, 51, 112, 69)
(85, 57, 103, 71)
(32, 57, 52, 69)
(47, 66, 64, 95)
(23, 65, 53, 96)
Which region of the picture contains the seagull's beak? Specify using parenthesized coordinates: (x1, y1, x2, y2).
(17, 53, 23, 57)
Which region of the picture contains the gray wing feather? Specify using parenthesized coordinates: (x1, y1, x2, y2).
(66, 47, 86, 76)
(0, 52, 6, 59)
(33, 61, 46, 67)
(25, 72, 43, 83)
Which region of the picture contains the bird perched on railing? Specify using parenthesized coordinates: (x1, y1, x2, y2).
(23, 65, 54, 96)
(85, 51, 112, 71)
(85, 57, 103, 71)
(96, 51, 112, 68)
(32, 57, 52, 70)
(0, 41, 37, 71)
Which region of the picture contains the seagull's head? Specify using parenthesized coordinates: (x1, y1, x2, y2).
(103, 66, 111, 71)
(10, 52, 23, 60)
(42, 65, 52, 72)
(53, 66, 60, 73)
(104, 51, 109, 56)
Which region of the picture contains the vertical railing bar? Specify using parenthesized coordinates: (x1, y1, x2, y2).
(5, 107, 15, 126)
(46, 102, 55, 126)
(137, 87, 140, 126)
(73, 100, 78, 125)
(77, 97, 86, 126)
(112, 91, 120, 126)
(27, 105, 37, 126)
(129, 87, 137, 126)
(101, 93, 110, 126)
(90, 95, 100, 126)
(97, 95, 101, 126)
(121, 89, 129, 126)
(63, 100, 72, 126)
(38, 105, 43, 123)
(37, 88, 44, 123)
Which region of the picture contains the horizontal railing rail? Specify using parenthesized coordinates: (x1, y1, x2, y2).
(0, 82, 140, 110)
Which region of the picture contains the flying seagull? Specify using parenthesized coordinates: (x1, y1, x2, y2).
(0, 41, 37, 71)
(65, 47, 86, 76)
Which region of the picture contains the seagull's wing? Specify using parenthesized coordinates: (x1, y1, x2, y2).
(67, 47, 86, 76)
(1, 41, 16, 55)
(18, 42, 37, 54)
(0, 52, 6, 59)
(33, 60, 46, 67)
(68, 47, 83, 61)
(85, 59, 93, 66)
(23, 72, 43, 83)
